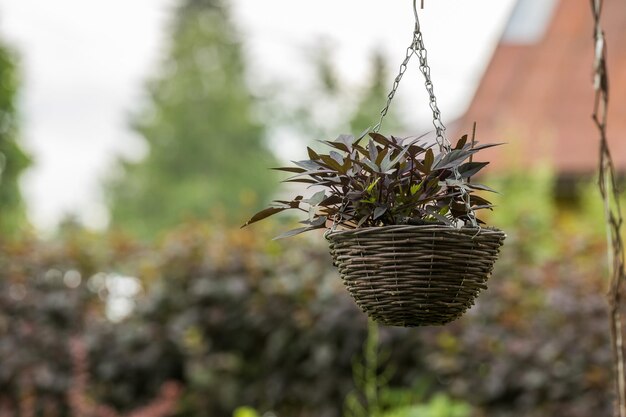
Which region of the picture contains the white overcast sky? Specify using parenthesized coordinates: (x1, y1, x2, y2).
(0, 0, 515, 231)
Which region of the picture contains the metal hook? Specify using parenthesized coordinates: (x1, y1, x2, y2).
(413, 0, 421, 23)
(412, 0, 423, 35)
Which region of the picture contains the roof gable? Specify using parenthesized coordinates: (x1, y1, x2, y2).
(457, 0, 626, 174)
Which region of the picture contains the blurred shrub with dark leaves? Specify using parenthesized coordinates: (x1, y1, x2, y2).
(0, 175, 615, 417)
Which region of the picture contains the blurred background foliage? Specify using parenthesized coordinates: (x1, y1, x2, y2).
(106, 0, 279, 239)
(104, 0, 403, 241)
(0, 0, 621, 415)
(0, 39, 31, 238)
(0, 172, 618, 417)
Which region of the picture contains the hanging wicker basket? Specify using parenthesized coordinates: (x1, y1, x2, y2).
(243, 0, 508, 328)
(326, 225, 506, 327)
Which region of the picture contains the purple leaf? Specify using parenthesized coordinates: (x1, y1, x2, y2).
(242, 207, 290, 228)
(373, 206, 387, 220)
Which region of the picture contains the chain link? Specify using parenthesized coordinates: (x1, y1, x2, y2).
(414, 31, 450, 152)
(375, 0, 451, 152)
(373, 45, 415, 134)
(375, 0, 476, 227)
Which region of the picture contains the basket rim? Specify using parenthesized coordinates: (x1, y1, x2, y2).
(325, 224, 506, 240)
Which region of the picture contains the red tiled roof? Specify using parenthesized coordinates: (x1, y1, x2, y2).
(457, 0, 626, 174)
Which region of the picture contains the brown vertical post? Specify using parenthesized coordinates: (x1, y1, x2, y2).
(590, 1, 626, 416)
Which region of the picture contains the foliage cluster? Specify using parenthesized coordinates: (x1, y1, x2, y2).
(107, 0, 278, 238)
(0, 173, 615, 417)
(344, 321, 471, 417)
(245, 133, 500, 238)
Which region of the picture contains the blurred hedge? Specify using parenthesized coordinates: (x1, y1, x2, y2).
(0, 176, 617, 417)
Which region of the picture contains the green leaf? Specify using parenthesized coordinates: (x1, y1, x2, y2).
(366, 177, 381, 193)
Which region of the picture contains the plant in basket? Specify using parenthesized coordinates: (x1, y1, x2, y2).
(243, 0, 505, 327)
(243, 131, 500, 235)
(243, 130, 506, 327)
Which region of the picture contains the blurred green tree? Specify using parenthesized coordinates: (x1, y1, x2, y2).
(107, 0, 277, 239)
(0, 39, 31, 237)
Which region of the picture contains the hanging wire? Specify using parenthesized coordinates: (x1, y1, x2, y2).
(374, 0, 477, 228)
(374, 0, 450, 152)
(591, 1, 626, 415)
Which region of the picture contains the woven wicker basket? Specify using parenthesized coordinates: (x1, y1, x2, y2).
(326, 225, 506, 327)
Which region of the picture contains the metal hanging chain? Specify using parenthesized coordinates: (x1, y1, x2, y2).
(373, 34, 417, 133)
(591, 1, 626, 416)
(374, 0, 477, 228)
(374, 0, 450, 152)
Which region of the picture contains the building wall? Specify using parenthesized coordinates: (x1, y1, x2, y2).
(458, 0, 626, 174)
